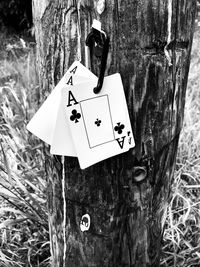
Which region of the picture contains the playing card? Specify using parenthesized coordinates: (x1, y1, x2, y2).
(50, 72, 98, 156)
(62, 73, 135, 169)
(26, 61, 97, 151)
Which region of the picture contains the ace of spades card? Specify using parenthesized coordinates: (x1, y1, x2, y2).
(27, 61, 97, 156)
(62, 73, 135, 169)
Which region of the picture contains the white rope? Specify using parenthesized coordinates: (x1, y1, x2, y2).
(61, 2, 82, 264)
(164, 0, 173, 66)
(167, 0, 172, 44)
(62, 155, 67, 265)
(76, 0, 82, 61)
(62, 3, 82, 264)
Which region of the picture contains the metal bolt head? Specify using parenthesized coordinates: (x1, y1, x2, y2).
(96, 0, 106, 15)
(80, 214, 90, 232)
(133, 166, 147, 182)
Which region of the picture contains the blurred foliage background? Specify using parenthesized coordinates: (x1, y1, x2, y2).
(0, 1, 200, 266)
(0, 0, 32, 32)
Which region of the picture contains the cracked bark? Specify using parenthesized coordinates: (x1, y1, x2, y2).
(32, 0, 197, 266)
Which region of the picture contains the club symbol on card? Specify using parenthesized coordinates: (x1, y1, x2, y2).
(95, 118, 102, 127)
(70, 109, 81, 123)
(114, 122, 125, 134)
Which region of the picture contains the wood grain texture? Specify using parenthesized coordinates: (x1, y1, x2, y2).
(32, 0, 197, 266)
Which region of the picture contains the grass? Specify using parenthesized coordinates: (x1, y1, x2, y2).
(0, 25, 200, 266)
(161, 28, 200, 266)
(0, 30, 50, 267)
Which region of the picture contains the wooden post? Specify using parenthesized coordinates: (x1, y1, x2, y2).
(32, 0, 197, 266)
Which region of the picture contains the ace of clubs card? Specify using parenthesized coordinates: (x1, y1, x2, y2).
(50, 72, 97, 156)
(27, 61, 97, 156)
(62, 73, 135, 169)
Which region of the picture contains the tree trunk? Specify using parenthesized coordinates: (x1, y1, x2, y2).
(32, 0, 197, 266)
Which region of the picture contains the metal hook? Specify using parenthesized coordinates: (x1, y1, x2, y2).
(86, 27, 109, 94)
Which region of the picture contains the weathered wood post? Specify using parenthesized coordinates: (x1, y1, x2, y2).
(32, 1, 197, 266)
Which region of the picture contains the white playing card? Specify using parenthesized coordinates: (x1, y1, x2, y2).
(62, 73, 135, 169)
(50, 74, 97, 156)
(26, 61, 97, 150)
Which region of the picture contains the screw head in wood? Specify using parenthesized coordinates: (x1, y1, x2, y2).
(80, 214, 90, 232)
(133, 166, 147, 182)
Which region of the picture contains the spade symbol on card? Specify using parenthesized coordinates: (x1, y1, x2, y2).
(70, 109, 81, 123)
(114, 122, 125, 134)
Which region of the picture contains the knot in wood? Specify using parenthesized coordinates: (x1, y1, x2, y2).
(133, 166, 147, 183)
(96, 0, 106, 15)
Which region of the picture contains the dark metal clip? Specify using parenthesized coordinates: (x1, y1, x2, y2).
(86, 27, 109, 94)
